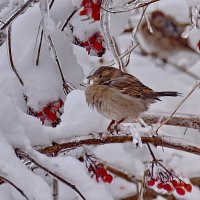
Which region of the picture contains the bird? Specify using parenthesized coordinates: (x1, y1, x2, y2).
(85, 66, 180, 132)
(138, 10, 196, 57)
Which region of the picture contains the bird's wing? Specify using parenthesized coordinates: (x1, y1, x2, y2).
(103, 74, 156, 100)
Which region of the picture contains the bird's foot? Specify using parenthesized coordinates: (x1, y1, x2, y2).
(107, 118, 126, 135)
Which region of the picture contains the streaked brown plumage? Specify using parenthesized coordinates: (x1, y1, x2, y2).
(139, 10, 195, 56)
(85, 66, 179, 127)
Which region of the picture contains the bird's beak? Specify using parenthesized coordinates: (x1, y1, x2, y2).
(86, 75, 94, 80)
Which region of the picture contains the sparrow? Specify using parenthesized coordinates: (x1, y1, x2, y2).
(85, 66, 180, 132)
(138, 10, 196, 57)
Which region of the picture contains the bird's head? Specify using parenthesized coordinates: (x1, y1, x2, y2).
(87, 66, 123, 85)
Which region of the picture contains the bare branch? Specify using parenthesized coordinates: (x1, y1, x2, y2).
(7, 25, 24, 86)
(61, 8, 79, 31)
(143, 112, 200, 131)
(0, 176, 29, 200)
(155, 81, 200, 133)
(15, 149, 86, 200)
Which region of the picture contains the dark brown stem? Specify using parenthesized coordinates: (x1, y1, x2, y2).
(61, 8, 79, 31)
(35, 0, 55, 66)
(15, 149, 86, 200)
(46, 35, 69, 95)
(7, 25, 24, 86)
(0, 176, 29, 200)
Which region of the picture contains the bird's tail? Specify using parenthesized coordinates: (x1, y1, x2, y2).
(156, 91, 181, 97)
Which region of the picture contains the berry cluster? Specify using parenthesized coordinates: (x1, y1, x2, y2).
(146, 159, 192, 196)
(147, 177, 192, 196)
(80, 0, 101, 21)
(84, 152, 113, 184)
(30, 99, 63, 127)
(80, 32, 106, 56)
(88, 164, 113, 183)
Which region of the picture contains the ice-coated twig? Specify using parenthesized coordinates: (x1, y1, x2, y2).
(34, 22, 43, 66)
(100, 0, 123, 70)
(34, 0, 55, 66)
(143, 112, 200, 131)
(0, 0, 36, 30)
(39, 0, 69, 95)
(7, 24, 24, 86)
(154, 81, 200, 133)
(53, 178, 59, 200)
(104, 42, 139, 66)
(101, 0, 159, 13)
(0, 175, 29, 200)
(15, 148, 86, 200)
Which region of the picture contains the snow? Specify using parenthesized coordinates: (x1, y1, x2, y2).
(0, 0, 200, 199)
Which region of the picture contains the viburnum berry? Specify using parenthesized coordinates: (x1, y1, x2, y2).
(176, 187, 186, 196)
(31, 99, 64, 126)
(80, 32, 105, 57)
(80, 0, 101, 21)
(103, 174, 113, 184)
(157, 182, 164, 189)
(163, 183, 173, 192)
(96, 167, 107, 178)
(147, 179, 156, 187)
(184, 183, 192, 192)
(172, 179, 178, 187)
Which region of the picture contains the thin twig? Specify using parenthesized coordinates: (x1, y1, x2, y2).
(101, 0, 123, 70)
(15, 149, 86, 200)
(53, 178, 59, 200)
(104, 42, 139, 66)
(0, 0, 36, 30)
(134, 47, 200, 80)
(61, 8, 79, 31)
(143, 112, 200, 131)
(47, 35, 69, 94)
(0, 176, 29, 200)
(101, 0, 159, 14)
(7, 25, 24, 86)
(155, 81, 200, 133)
(34, 0, 55, 66)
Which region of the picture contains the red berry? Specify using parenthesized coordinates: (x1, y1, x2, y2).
(184, 184, 192, 192)
(96, 167, 107, 177)
(176, 187, 186, 196)
(47, 112, 57, 123)
(43, 106, 51, 115)
(147, 179, 155, 187)
(172, 180, 178, 187)
(93, 41, 103, 52)
(103, 174, 113, 184)
(163, 183, 173, 192)
(157, 182, 164, 189)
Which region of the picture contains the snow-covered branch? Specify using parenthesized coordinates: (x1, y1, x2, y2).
(37, 133, 200, 156)
(143, 112, 200, 131)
